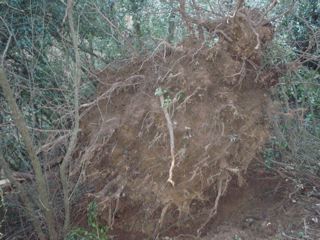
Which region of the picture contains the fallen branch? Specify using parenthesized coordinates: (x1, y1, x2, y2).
(0, 179, 10, 188)
(0, 171, 35, 189)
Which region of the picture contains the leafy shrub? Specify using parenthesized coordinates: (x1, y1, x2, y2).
(67, 202, 108, 240)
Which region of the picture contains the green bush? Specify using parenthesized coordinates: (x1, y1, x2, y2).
(67, 202, 108, 240)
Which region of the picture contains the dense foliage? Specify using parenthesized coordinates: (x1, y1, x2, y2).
(0, 0, 319, 239)
(262, 0, 320, 181)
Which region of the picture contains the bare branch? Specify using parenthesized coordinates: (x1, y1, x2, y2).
(1, 34, 12, 66)
(59, 0, 81, 235)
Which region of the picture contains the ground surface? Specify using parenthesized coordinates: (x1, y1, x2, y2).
(98, 162, 320, 240)
(4, 163, 319, 240)
(201, 164, 317, 240)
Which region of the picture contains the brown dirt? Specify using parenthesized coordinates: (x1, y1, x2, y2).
(69, 8, 320, 240)
(201, 164, 305, 240)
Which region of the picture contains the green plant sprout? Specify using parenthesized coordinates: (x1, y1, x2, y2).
(154, 87, 167, 97)
(67, 201, 108, 240)
(155, 87, 172, 108)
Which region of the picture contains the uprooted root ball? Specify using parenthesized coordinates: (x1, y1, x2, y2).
(72, 8, 276, 238)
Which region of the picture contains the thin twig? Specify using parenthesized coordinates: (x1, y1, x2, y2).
(60, 0, 81, 235)
(1, 34, 12, 66)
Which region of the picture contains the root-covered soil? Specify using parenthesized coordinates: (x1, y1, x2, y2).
(69, 8, 301, 239)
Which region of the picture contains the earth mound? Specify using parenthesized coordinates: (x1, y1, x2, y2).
(72, 8, 277, 239)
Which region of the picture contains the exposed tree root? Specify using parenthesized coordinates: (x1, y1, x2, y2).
(153, 202, 171, 239)
(160, 95, 176, 187)
(197, 173, 231, 237)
